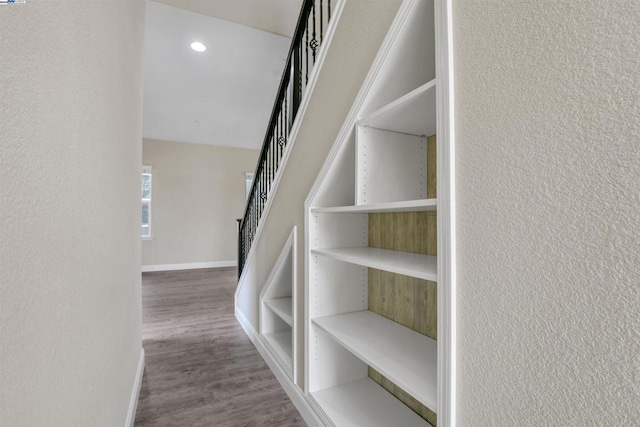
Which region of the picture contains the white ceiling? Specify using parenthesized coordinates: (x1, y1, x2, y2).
(150, 0, 303, 37)
(143, 0, 294, 149)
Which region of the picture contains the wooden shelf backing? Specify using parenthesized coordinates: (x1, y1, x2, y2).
(263, 330, 292, 372)
(311, 377, 430, 427)
(311, 247, 437, 282)
(359, 79, 436, 137)
(312, 199, 437, 214)
(264, 298, 293, 326)
(313, 310, 437, 412)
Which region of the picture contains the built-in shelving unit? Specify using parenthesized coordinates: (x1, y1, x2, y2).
(305, 1, 444, 425)
(260, 227, 297, 380)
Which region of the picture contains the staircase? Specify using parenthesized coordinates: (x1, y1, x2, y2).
(237, 0, 336, 277)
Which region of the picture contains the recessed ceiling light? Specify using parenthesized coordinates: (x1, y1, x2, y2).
(190, 42, 206, 52)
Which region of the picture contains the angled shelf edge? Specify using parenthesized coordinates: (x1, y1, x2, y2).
(311, 247, 437, 282)
(311, 198, 437, 213)
(358, 79, 436, 137)
(313, 310, 437, 412)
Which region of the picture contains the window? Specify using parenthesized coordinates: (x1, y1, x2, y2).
(245, 172, 254, 200)
(142, 166, 152, 238)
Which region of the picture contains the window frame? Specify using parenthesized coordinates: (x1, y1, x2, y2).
(142, 165, 152, 239)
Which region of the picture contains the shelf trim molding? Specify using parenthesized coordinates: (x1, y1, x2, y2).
(435, 0, 457, 425)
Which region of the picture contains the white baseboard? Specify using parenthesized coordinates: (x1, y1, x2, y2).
(235, 309, 325, 427)
(125, 348, 145, 427)
(142, 261, 236, 273)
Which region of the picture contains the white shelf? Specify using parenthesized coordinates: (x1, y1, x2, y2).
(263, 331, 292, 373)
(312, 247, 437, 281)
(312, 198, 436, 214)
(313, 310, 437, 412)
(264, 297, 293, 326)
(359, 79, 436, 137)
(311, 377, 429, 427)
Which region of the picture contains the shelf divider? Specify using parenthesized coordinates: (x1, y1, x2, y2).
(311, 247, 437, 281)
(312, 198, 436, 214)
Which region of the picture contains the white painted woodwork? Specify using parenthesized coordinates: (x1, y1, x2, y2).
(357, 0, 435, 119)
(264, 330, 293, 373)
(435, 0, 456, 423)
(264, 297, 293, 326)
(313, 132, 357, 209)
(312, 247, 437, 282)
(309, 256, 367, 319)
(359, 79, 436, 137)
(356, 127, 426, 205)
(310, 212, 368, 250)
(311, 378, 429, 427)
(312, 198, 437, 213)
(313, 310, 437, 411)
(260, 227, 297, 380)
(308, 322, 369, 393)
(301, 0, 456, 424)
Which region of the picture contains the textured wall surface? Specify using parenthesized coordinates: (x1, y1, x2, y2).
(0, 1, 145, 426)
(142, 139, 258, 266)
(454, 1, 640, 425)
(236, 0, 402, 385)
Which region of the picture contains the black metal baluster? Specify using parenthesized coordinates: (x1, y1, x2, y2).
(320, 0, 324, 43)
(305, 23, 309, 85)
(311, 2, 317, 63)
(284, 95, 288, 148)
(280, 101, 284, 153)
(270, 135, 274, 191)
(293, 42, 301, 118)
(278, 111, 283, 158)
(328, 0, 331, 21)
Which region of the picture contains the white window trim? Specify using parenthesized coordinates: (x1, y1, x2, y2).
(142, 166, 153, 239)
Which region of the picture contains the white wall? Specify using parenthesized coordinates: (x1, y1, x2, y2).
(236, 0, 402, 386)
(142, 139, 258, 267)
(454, 1, 640, 425)
(0, 2, 145, 426)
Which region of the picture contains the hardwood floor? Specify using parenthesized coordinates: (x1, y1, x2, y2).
(134, 268, 305, 427)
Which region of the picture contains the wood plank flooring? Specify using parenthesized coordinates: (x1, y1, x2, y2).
(134, 268, 305, 427)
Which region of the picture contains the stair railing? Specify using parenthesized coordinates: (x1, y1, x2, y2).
(237, 0, 335, 278)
